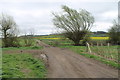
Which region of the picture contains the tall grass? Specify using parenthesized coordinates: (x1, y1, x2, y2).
(90, 46, 118, 61)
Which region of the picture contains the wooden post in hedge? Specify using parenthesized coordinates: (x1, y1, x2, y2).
(86, 42, 92, 54)
(101, 43, 103, 46)
(97, 42, 99, 46)
(107, 43, 110, 47)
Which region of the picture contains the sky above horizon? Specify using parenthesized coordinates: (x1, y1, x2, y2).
(0, 0, 119, 35)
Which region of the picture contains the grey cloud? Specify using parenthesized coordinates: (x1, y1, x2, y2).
(0, 0, 118, 35)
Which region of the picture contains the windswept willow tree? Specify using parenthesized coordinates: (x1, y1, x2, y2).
(0, 13, 19, 47)
(53, 5, 94, 45)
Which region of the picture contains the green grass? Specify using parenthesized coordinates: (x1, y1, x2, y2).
(2, 46, 43, 51)
(90, 46, 118, 60)
(2, 53, 47, 78)
(40, 38, 74, 47)
(79, 53, 119, 68)
(19, 38, 36, 47)
(59, 45, 86, 52)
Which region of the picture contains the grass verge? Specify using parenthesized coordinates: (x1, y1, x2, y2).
(2, 53, 47, 78)
(60, 45, 120, 69)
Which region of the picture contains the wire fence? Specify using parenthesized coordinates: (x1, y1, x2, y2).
(86, 42, 118, 62)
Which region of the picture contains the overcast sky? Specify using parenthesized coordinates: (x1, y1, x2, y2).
(0, 0, 119, 35)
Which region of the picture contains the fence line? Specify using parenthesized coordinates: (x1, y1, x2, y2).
(86, 42, 118, 62)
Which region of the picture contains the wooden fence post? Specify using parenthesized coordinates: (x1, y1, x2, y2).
(86, 42, 92, 54)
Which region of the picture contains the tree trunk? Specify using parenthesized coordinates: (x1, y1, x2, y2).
(3, 30, 8, 47)
(74, 40, 80, 46)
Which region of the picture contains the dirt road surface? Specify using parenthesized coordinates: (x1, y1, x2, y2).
(37, 40, 118, 78)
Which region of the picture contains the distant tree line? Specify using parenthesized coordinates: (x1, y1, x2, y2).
(92, 31, 107, 37)
(93, 31, 107, 34)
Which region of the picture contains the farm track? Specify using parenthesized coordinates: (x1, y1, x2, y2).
(37, 40, 118, 78)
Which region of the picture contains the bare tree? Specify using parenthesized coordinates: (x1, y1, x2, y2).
(0, 13, 19, 47)
(53, 5, 94, 45)
(22, 29, 34, 47)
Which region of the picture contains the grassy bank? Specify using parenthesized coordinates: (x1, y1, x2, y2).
(2, 53, 47, 78)
(60, 45, 120, 69)
(2, 43, 46, 78)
